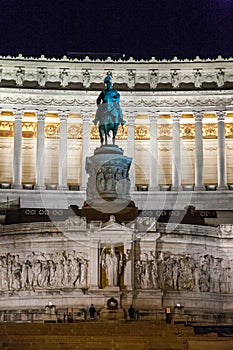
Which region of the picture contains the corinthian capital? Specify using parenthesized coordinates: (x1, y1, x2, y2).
(148, 111, 160, 122)
(171, 111, 181, 122)
(81, 110, 92, 122)
(193, 111, 204, 122)
(216, 110, 226, 122)
(58, 110, 69, 122)
(36, 110, 47, 121)
(13, 109, 23, 120)
(125, 111, 136, 123)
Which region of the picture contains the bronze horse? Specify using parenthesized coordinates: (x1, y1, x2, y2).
(93, 75, 126, 146)
(94, 102, 125, 145)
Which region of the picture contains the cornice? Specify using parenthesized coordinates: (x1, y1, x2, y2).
(0, 53, 232, 63)
(0, 54, 233, 90)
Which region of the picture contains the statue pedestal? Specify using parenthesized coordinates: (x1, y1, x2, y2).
(82, 145, 137, 222)
(100, 307, 125, 321)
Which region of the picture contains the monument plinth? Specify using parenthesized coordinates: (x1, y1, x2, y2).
(82, 145, 137, 222)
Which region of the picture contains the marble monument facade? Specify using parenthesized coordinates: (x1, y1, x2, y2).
(0, 54, 233, 322)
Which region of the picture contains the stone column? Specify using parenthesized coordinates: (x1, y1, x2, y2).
(36, 110, 46, 189)
(148, 112, 160, 191)
(13, 109, 23, 189)
(194, 111, 205, 190)
(124, 240, 134, 291)
(216, 111, 227, 190)
(81, 111, 91, 191)
(126, 112, 136, 190)
(89, 237, 100, 290)
(171, 112, 182, 191)
(58, 111, 69, 190)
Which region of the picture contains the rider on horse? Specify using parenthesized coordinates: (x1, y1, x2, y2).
(93, 75, 126, 145)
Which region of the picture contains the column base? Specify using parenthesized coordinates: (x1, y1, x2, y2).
(194, 185, 205, 191)
(171, 186, 183, 191)
(35, 185, 46, 190)
(148, 186, 160, 191)
(57, 186, 69, 191)
(12, 184, 23, 189)
(217, 185, 228, 191)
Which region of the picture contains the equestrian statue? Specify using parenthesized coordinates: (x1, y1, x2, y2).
(93, 75, 126, 146)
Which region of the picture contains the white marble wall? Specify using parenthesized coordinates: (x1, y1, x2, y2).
(1, 218, 233, 321)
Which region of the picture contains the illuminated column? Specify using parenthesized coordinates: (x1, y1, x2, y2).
(171, 112, 182, 191)
(13, 109, 23, 189)
(124, 239, 134, 291)
(216, 111, 227, 190)
(35, 110, 46, 189)
(81, 111, 91, 190)
(58, 111, 69, 190)
(126, 112, 136, 190)
(194, 111, 205, 190)
(148, 111, 160, 191)
(89, 237, 99, 290)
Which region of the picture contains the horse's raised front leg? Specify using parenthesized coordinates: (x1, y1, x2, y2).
(104, 131, 108, 145)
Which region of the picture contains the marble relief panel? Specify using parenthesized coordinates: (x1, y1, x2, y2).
(134, 249, 232, 294)
(0, 250, 89, 292)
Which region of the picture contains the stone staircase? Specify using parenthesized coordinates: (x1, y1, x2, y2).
(0, 321, 233, 350)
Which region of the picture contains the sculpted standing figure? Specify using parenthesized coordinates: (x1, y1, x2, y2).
(93, 75, 126, 146)
(101, 246, 123, 287)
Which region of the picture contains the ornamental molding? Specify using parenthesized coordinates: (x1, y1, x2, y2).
(0, 94, 232, 112)
(0, 55, 233, 90)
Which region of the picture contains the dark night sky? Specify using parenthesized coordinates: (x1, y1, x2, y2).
(0, 0, 232, 60)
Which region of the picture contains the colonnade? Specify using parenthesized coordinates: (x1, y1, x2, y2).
(148, 110, 227, 191)
(2, 109, 229, 191)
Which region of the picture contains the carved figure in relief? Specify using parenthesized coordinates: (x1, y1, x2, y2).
(80, 258, 88, 286)
(157, 251, 166, 290)
(128, 70, 135, 88)
(11, 255, 22, 290)
(15, 67, 24, 86)
(115, 168, 124, 194)
(37, 68, 46, 87)
(0, 256, 8, 291)
(149, 70, 158, 89)
(82, 69, 91, 88)
(106, 167, 115, 191)
(48, 260, 56, 286)
(21, 259, 29, 289)
(96, 169, 105, 192)
(216, 69, 225, 87)
(93, 75, 126, 146)
(171, 257, 180, 290)
(171, 70, 180, 88)
(60, 68, 69, 87)
(194, 69, 202, 88)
